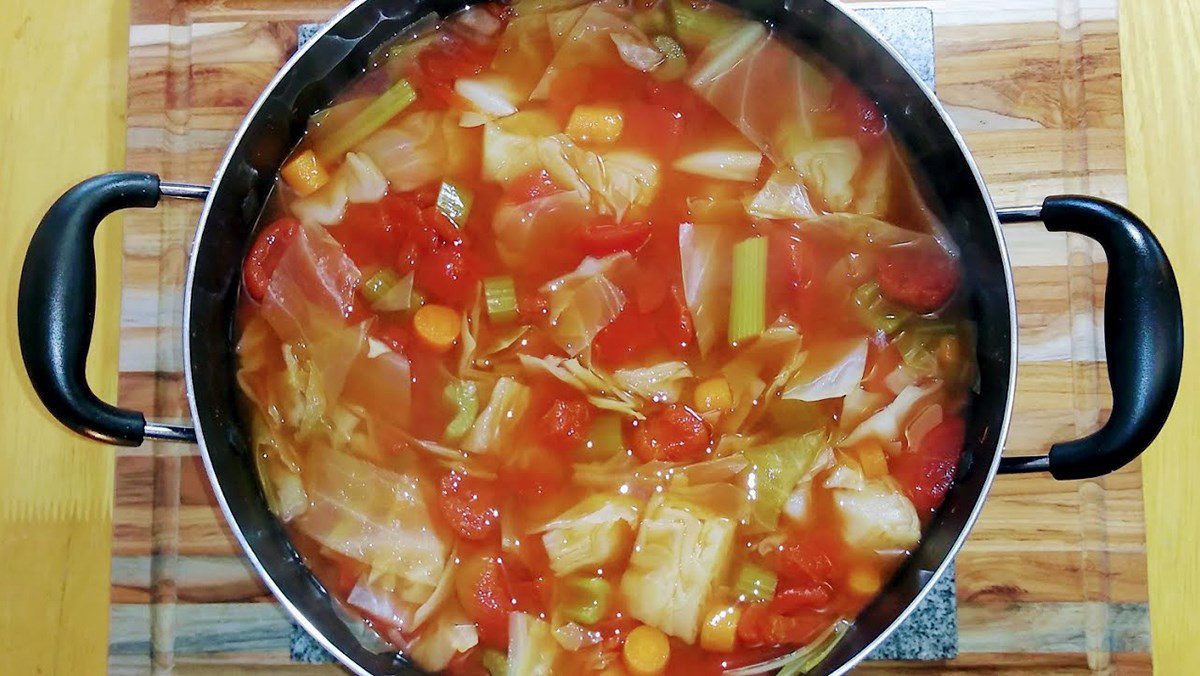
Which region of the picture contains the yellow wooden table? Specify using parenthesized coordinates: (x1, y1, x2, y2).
(0, 0, 1195, 673)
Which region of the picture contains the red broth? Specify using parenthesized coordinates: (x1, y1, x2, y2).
(235, 1, 977, 673)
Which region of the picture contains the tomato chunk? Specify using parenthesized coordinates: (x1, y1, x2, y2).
(892, 415, 965, 512)
(507, 169, 562, 203)
(737, 603, 826, 647)
(876, 244, 959, 313)
(770, 582, 833, 615)
(415, 246, 481, 307)
(329, 202, 404, 269)
(539, 398, 593, 452)
(774, 532, 841, 585)
(579, 220, 652, 256)
(632, 404, 711, 462)
(456, 556, 511, 647)
(243, 217, 299, 301)
(438, 472, 501, 541)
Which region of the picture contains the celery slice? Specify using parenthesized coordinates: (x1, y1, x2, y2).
(436, 180, 475, 228)
(362, 268, 401, 305)
(314, 78, 417, 163)
(442, 380, 480, 442)
(669, 0, 732, 48)
(483, 275, 519, 323)
(735, 562, 778, 601)
(363, 269, 415, 312)
(480, 648, 508, 676)
(582, 414, 624, 459)
(852, 282, 912, 335)
(558, 576, 613, 626)
(728, 236, 768, 345)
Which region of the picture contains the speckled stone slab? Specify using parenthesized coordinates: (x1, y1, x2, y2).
(289, 5, 953, 666)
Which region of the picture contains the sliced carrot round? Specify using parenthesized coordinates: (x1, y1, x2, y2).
(413, 303, 460, 352)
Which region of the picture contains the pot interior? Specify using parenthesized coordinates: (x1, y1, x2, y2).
(185, 0, 1014, 673)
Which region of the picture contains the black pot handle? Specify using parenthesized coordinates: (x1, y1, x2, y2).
(18, 172, 207, 446)
(997, 195, 1183, 480)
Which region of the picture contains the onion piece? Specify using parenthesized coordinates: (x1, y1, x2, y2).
(611, 32, 664, 71)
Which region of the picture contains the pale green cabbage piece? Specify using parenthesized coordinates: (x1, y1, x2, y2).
(619, 483, 740, 643)
(356, 110, 471, 190)
(613, 361, 694, 403)
(678, 222, 737, 355)
(541, 253, 634, 356)
(832, 479, 921, 552)
(839, 381, 941, 447)
(781, 338, 868, 402)
(538, 494, 642, 576)
(462, 376, 532, 453)
(294, 451, 449, 601)
(290, 151, 389, 227)
(408, 605, 480, 672)
(789, 138, 862, 212)
(745, 167, 817, 220)
(507, 612, 561, 676)
(742, 431, 834, 534)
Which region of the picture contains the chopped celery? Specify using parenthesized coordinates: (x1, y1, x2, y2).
(651, 35, 688, 81)
(363, 269, 415, 312)
(558, 576, 613, 625)
(767, 399, 832, 434)
(442, 380, 480, 442)
(728, 236, 768, 345)
(362, 268, 401, 305)
(481, 648, 508, 676)
(582, 414, 625, 459)
(852, 282, 912, 335)
(669, 0, 732, 49)
(633, 5, 671, 34)
(436, 180, 475, 228)
(894, 321, 957, 375)
(735, 561, 778, 601)
(314, 78, 418, 163)
(483, 275, 519, 323)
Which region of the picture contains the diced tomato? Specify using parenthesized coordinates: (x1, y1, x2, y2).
(415, 246, 481, 307)
(456, 557, 512, 647)
(831, 77, 887, 143)
(579, 220, 652, 256)
(774, 533, 841, 585)
(539, 398, 593, 452)
(421, 205, 464, 245)
(621, 99, 685, 157)
(771, 582, 833, 615)
(592, 307, 658, 367)
(892, 415, 965, 513)
(438, 472, 501, 541)
(483, 1, 512, 22)
(632, 404, 711, 462)
(243, 217, 299, 301)
(737, 603, 827, 647)
(507, 169, 562, 202)
(328, 202, 405, 269)
(412, 184, 441, 209)
(413, 33, 493, 106)
(517, 289, 550, 321)
(876, 244, 959, 313)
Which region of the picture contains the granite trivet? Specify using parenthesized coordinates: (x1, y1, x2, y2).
(289, 5, 954, 665)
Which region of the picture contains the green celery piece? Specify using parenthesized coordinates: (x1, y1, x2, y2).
(651, 35, 689, 81)
(728, 236, 768, 345)
(483, 275, 519, 323)
(314, 78, 417, 163)
(559, 576, 613, 626)
(582, 414, 624, 459)
(669, 0, 732, 49)
(436, 180, 475, 228)
(480, 649, 508, 676)
(442, 380, 480, 442)
(735, 561, 778, 601)
(362, 268, 400, 305)
(767, 399, 831, 434)
(852, 282, 912, 335)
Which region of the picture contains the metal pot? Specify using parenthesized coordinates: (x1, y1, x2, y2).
(17, 0, 1184, 673)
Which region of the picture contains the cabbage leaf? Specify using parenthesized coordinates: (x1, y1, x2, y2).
(613, 361, 694, 403)
(541, 253, 634, 356)
(781, 338, 868, 402)
(408, 605, 480, 672)
(462, 376, 532, 453)
(538, 494, 642, 576)
(357, 110, 471, 190)
(832, 479, 921, 552)
(742, 431, 834, 533)
(840, 381, 941, 447)
(508, 612, 561, 676)
(291, 152, 389, 227)
(678, 222, 737, 355)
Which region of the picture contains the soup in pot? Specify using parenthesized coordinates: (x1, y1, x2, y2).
(236, 1, 976, 673)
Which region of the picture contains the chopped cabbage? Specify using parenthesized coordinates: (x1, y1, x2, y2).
(462, 377, 532, 453)
(541, 253, 634, 356)
(619, 484, 738, 643)
(745, 167, 817, 220)
(482, 110, 561, 183)
(409, 605, 480, 672)
(507, 612, 561, 676)
(455, 74, 521, 117)
(833, 480, 921, 551)
(531, 4, 645, 99)
(290, 152, 389, 227)
(295, 451, 449, 599)
(347, 575, 414, 631)
(492, 189, 592, 268)
(678, 222, 737, 355)
(742, 432, 833, 533)
(490, 14, 557, 97)
(611, 32, 665, 71)
(518, 354, 643, 419)
(613, 361, 694, 403)
(687, 20, 766, 89)
(782, 338, 868, 402)
(538, 494, 642, 576)
(790, 138, 862, 212)
(343, 338, 412, 429)
(853, 147, 892, 218)
(840, 385, 888, 432)
(412, 552, 458, 630)
(553, 622, 604, 652)
(357, 110, 471, 190)
(720, 324, 805, 432)
(823, 460, 866, 491)
(261, 224, 362, 344)
(840, 381, 941, 447)
(672, 148, 763, 182)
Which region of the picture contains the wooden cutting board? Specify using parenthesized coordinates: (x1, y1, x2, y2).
(115, 0, 1148, 672)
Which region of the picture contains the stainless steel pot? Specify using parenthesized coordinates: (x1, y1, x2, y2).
(17, 0, 1184, 673)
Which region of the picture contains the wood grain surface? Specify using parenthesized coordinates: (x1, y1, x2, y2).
(1120, 1, 1200, 673)
(110, 0, 1152, 673)
(0, 1, 131, 674)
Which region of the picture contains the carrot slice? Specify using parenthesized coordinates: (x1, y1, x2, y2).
(413, 303, 460, 352)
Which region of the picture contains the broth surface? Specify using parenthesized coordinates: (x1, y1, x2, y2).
(236, 2, 977, 673)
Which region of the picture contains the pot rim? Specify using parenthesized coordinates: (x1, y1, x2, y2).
(181, 0, 1019, 673)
